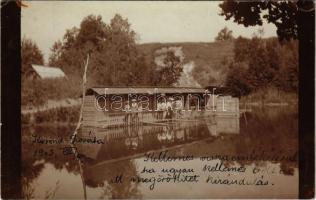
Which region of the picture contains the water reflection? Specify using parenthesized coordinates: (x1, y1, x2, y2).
(21, 107, 298, 199)
(75, 115, 239, 161)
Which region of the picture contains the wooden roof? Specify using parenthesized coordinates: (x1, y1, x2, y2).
(205, 86, 233, 95)
(86, 87, 206, 95)
(31, 64, 66, 79)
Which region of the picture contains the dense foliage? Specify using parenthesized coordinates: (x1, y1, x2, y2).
(219, 1, 299, 41)
(49, 14, 164, 87)
(22, 78, 80, 107)
(153, 50, 183, 86)
(21, 37, 45, 106)
(225, 36, 298, 97)
(21, 37, 44, 79)
(48, 14, 186, 88)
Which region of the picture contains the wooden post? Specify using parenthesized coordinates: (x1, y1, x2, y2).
(70, 54, 89, 200)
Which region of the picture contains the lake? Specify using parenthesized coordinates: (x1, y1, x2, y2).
(22, 106, 298, 199)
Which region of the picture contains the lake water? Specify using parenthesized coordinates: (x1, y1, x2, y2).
(22, 106, 298, 199)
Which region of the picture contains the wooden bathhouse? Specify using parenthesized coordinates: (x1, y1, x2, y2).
(82, 87, 239, 128)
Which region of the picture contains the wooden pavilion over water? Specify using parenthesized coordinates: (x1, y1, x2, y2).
(82, 87, 239, 128)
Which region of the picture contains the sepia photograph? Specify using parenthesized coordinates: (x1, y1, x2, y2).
(1, 0, 310, 199)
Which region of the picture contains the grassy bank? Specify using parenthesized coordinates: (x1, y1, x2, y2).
(240, 87, 298, 106)
(22, 106, 80, 125)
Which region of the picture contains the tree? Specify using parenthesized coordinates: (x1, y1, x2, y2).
(154, 50, 183, 86)
(219, 1, 314, 41)
(49, 40, 62, 66)
(246, 37, 276, 91)
(215, 27, 234, 41)
(225, 36, 298, 97)
(226, 63, 251, 97)
(49, 15, 105, 79)
(233, 36, 251, 63)
(21, 37, 44, 79)
(274, 39, 298, 92)
(49, 14, 152, 87)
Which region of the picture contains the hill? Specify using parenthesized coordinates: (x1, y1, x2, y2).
(136, 41, 234, 87)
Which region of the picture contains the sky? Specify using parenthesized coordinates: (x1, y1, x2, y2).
(21, 1, 277, 63)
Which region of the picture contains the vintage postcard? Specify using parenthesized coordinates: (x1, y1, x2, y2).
(1, 0, 315, 199)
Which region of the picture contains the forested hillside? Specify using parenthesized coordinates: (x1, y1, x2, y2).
(137, 41, 234, 87)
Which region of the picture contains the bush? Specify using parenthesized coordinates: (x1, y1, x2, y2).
(22, 106, 80, 124)
(240, 87, 298, 105)
(22, 78, 80, 107)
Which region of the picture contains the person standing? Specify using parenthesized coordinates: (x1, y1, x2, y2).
(166, 97, 174, 119)
(130, 99, 139, 125)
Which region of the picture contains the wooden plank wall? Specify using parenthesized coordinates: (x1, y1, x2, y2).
(82, 95, 240, 128)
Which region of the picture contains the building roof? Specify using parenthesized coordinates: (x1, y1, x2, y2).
(31, 64, 66, 79)
(86, 87, 206, 95)
(205, 86, 233, 95)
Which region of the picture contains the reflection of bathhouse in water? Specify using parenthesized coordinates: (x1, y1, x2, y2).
(206, 115, 240, 136)
(82, 87, 239, 128)
(75, 115, 240, 162)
